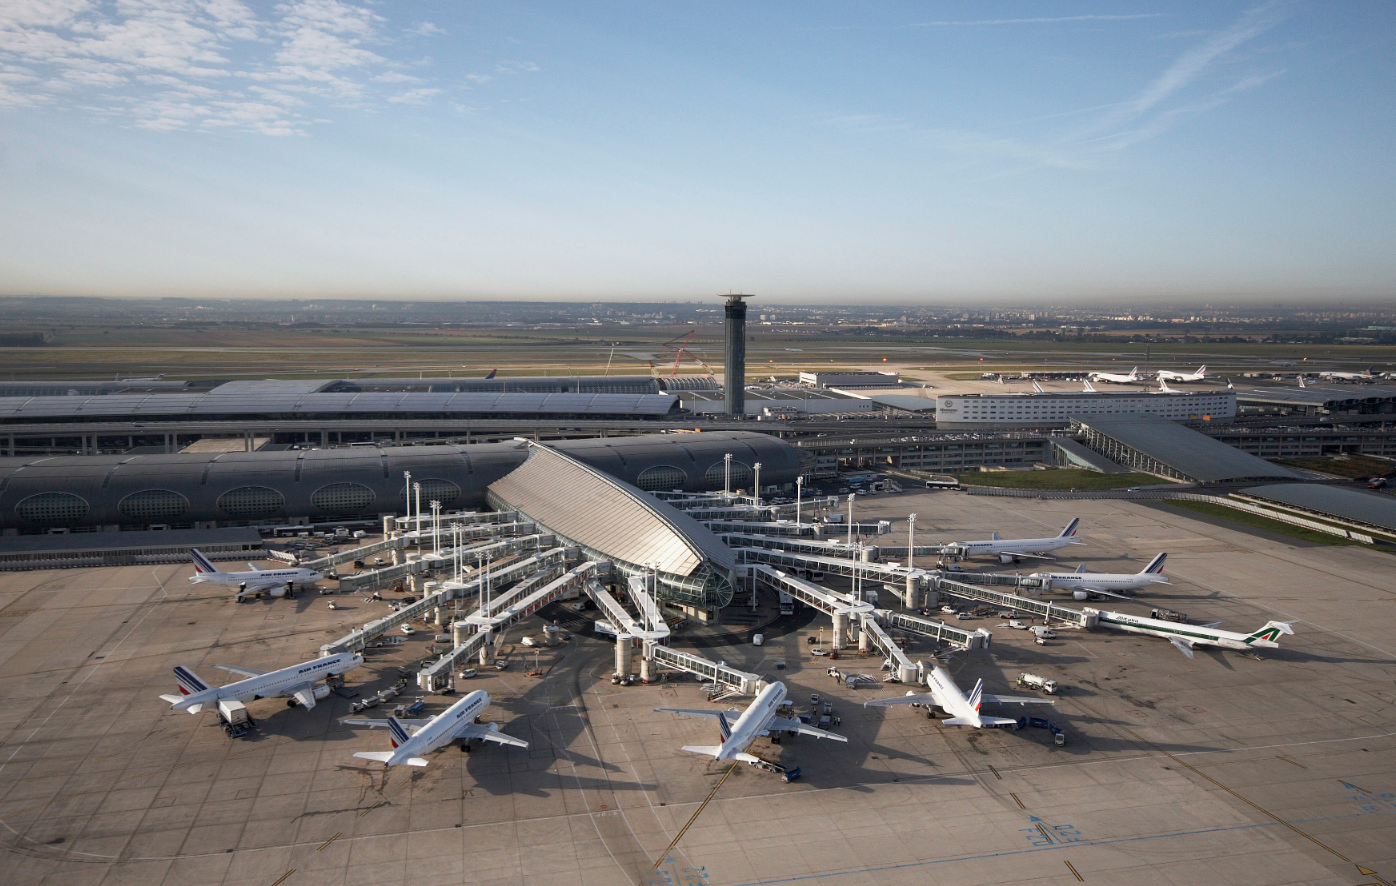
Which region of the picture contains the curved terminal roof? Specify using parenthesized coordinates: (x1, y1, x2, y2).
(1075, 414, 1302, 484)
(487, 443, 735, 579)
(0, 389, 680, 423)
(1243, 483, 1396, 534)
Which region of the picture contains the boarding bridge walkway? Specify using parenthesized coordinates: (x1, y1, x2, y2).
(935, 577, 1096, 628)
(880, 610, 991, 651)
(858, 616, 919, 684)
(735, 546, 933, 586)
(321, 541, 567, 653)
(938, 570, 1050, 593)
(417, 562, 601, 690)
(752, 566, 872, 617)
(646, 644, 764, 696)
(299, 537, 401, 573)
(704, 520, 822, 538)
(584, 579, 671, 642)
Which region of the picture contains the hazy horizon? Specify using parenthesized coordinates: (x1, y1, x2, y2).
(2, 2, 1393, 302)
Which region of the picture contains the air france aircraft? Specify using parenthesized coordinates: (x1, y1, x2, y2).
(345, 690, 527, 767)
(948, 518, 1082, 563)
(1087, 608, 1294, 659)
(1156, 365, 1208, 382)
(160, 652, 362, 712)
(1319, 366, 1376, 381)
(1029, 553, 1169, 600)
(188, 548, 323, 601)
(656, 682, 846, 763)
(864, 664, 1053, 728)
(1088, 366, 1139, 384)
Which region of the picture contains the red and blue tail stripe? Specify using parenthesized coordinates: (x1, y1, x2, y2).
(173, 666, 209, 695)
(189, 549, 220, 575)
(387, 716, 412, 748)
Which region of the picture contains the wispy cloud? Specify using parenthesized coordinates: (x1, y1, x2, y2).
(407, 21, 444, 37)
(0, 0, 450, 132)
(912, 14, 1165, 27)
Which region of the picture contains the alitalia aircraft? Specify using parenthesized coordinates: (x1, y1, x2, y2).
(656, 682, 846, 763)
(160, 652, 362, 712)
(1087, 608, 1294, 658)
(864, 664, 1053, 728)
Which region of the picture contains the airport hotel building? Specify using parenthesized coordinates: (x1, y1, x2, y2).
(935, 390, 1237, 429)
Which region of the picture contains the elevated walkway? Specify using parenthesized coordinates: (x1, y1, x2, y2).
(935, 577, 1096, 628)
(880, 610, 991, 650)
(647, 644, 763, 696)
(857, 616, 918, 683)
(752, 566, 872, 617)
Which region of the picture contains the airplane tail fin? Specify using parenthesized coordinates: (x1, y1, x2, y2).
(967, 679, 984, 712)
(1128, 367, 1138, 379)
(1083, 380, 1097, 392)
(173, 665, 210, 695)
(1141, 553, 1167, 575)
(168, 666, 214, 712)
(1059, 518, 1080, 538)
(189, 549, 220, 576)
(717, 712, 732, 744)
(1196, 365, 1207, 377)
(1075, 563, 1088, 573)
(680, 745, 724, 758)
(1032, 380, 1044, 393)
(387, 716, 412, 748)
(1246, 621, 1295, 644)
(484, 368, 497, 379)
(991, 531, 1000, 541)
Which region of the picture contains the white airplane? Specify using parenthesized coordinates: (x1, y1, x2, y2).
(1086, 608, 1294, 659)
(656, 681, 846, 763)
(864, 664, 1053, 728)
(947, 518, 1082, 563)
(189, 548, 323, 601)
(1088, 366, 1139, 384)
(1319, 366, 1376, 381)
(160, 652, 362, 713)
(1157, 365, 1207, 382)
(346, 690, 528, 767)
(1029, 553, 1169, 600)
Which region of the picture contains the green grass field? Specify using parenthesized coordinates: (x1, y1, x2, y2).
(1275, 456, 1395, 479)
(1159, 499, 1366, 546)
(954, 469, 1165, 490)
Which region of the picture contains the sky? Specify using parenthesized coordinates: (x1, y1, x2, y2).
(0, 1, 1393, 304)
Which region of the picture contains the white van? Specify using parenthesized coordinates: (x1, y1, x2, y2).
(752, 633, 765, 646)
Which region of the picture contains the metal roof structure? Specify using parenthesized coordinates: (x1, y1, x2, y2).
(0, 389, 681, 423)
(486, 443, 736, 609)
(1074, 414, 1303, 484)
(1235, 385, 1396, 414)
(867, 394, 937, 413)
(1242, 483, 1396, 534)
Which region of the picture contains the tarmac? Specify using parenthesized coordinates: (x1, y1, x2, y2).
(1, 489, 1394, 885)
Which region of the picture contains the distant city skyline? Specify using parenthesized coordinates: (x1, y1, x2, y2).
(1, 1, 1393, 302)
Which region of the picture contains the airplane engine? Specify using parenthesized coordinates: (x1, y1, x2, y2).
(313, 684, 331, 700)
(270, 585, 287, 598)
(1073, 591, 1089, 601)
(998, 554, 1014, 564)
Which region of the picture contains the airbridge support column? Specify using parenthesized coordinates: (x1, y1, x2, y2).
(905, 574, 917, 609)
(858, 622, 870, 654)
(639, 654, 652, 683)
(832, 612, 847, 650)
(615, 637, 633, 680)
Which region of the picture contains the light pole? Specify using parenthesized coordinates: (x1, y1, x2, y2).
(430, 500, 441, 553)
(402, 470, 411, 534)
(412, 482, 422, 537)
(753, 462, 762, 507)
(723, 453, 733, 495)
(908, 513, 917, 570)
(795, 475, 804, 525)
(846, 492, 855, 545)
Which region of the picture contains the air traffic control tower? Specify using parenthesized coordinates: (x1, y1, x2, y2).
(723, 294, 751, 416)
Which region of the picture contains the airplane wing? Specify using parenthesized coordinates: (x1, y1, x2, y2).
(1168, 637, 1196, 659)
(291, 685, 318, 709)
(340, 718, 431, 733)
(214, 664, 268, 678)
(863, 692, 936, 708)
(455, 721, 529, 748)
(980, 694, 1055, 706)
(654, 707, 735, 719)
(246, 563, 263, 572)
(768, 716, 848, 742)
(1078, 586, 1134, 601)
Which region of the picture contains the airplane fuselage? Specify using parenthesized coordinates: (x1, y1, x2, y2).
(392, 690, 491, 763)
(171, 653, 361, 710)
(1033, 572, 1167, 592)
(954, 536, 1077, 558)
(1090, 610, 1283, 652)
(717, 682, 786, 760)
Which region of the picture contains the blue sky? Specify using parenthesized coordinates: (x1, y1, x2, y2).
(0, 1, 1392, 303)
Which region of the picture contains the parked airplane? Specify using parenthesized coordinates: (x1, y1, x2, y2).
(1086, 608, 1294, 659)
(946, 518, 1082, 563)
(1088, 366, 1140, 384)
(1319, 366, 1376, 381)
(189, 548, 322, 601)
(864, 664, 1053, 728)
(656, 682, 846, 763)
(160, 652, 362, 713)
(1156, 365, 1207, 382)
(1029, 553, 1169, 600)
(346, 690, 527, 767)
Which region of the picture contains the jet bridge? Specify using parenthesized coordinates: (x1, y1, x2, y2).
(937, 570, 1050, 593)
(735, 546, 932, 586)
(646, 643, 764, 696)
(416, 562, 602, 690)
(936, 577, 1096, 628)
(880, 610, 991, 651)
(857, 616, 919, 683)
(752, 565, 873, 651)
(704, 520, 822, 537)
(321, 542, 569, 654)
